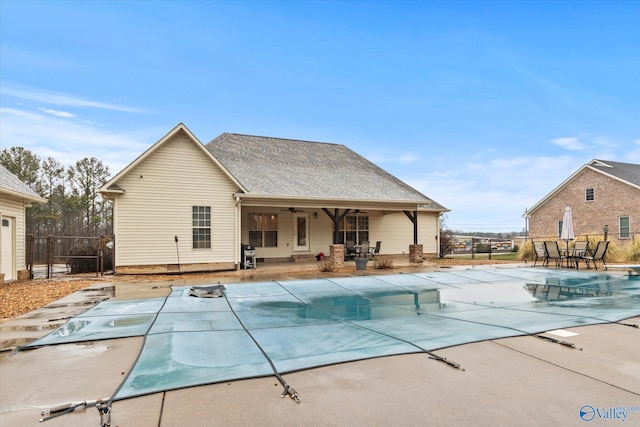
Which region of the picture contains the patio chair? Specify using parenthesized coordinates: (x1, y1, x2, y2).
(572, 240, 589, 257)
(543, 241, 568, 268)
(359, 241, 370, 258)
(571, 240, 588, 269)
(345, 240, 356, 260)
(533, 241, 548, 267)
(579, 240, 609, 270)
(368, 241, 381, 259)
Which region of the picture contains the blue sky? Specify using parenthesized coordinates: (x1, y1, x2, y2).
(1, 0, 638, 232)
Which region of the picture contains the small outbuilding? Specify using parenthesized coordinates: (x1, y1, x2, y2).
(0, 164, 47, 282)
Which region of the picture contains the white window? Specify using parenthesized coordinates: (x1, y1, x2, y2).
(192, 206, 211, 249)
(619, 216, 630, 239)
(340, 215, 369, 244)
(249, 214, 278, 247)
(585, 188, 594, 202)
(558, 220, 563, 238)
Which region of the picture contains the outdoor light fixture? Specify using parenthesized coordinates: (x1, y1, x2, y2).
(313, 212, 318, 219)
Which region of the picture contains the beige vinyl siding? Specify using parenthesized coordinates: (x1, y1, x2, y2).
(241, 207, 335, 258)
(113, 133, 238, 267)
(370, 211, 438, 255)
(0, 196, 27, 274)
(241, 208, 438, 259)
(308, 212, 334, 254)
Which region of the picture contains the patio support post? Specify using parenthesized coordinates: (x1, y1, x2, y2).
(403, 210, 422, 263)
(409, 244, 423, 264)
(403, 210, 418, 244)
(322, 208, 351, 244)
(329, 244, 344, 269)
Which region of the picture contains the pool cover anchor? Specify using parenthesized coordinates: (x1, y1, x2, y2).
(281, 384, 301, 404)
(536, 334, 583, 351)
(39, 397, 111, 424)
(428, 354, 465, 371)
(96, 402, 111, 427)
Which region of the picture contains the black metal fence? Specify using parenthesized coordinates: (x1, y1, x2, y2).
(524, 231, 638, 245)
(26, 235, 114, 279)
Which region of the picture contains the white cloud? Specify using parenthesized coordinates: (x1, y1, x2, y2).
(367, 151, 419, 164)
(1, 83, 147, 113)
(550, 137, 585, 151)
(39, 108, 75, 118)
(397, 154, 419, 164)
(403, 154, 589, 232)
(0, 107, 153, 173)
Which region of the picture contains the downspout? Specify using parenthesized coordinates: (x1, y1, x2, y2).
(437, 212, 442, 258)
(235, 195, 241, 270)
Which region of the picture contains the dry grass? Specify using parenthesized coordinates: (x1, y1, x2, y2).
(517, 239, 640, 263)
(374, 256, 394, 269)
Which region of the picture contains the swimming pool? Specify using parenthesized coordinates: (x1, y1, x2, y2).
(26, 267, 640, 401)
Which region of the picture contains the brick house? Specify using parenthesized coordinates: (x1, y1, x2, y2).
(524, 159, 640, 243)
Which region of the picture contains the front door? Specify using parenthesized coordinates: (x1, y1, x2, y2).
(1, 217, 14, 281)
(293, 213, 309, 252)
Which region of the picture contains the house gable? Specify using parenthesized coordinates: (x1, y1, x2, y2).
(101, 125, 240, 271)
(101, 123, 245, 195)
(526, 159, 640, 216)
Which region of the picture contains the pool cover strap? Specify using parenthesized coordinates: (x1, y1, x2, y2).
(222, 290, 301, 404)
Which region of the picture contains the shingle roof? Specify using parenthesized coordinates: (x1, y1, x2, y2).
(0, 164, 45, 201)
(206, 133, 447, 210)
(589, 159, 640, 188)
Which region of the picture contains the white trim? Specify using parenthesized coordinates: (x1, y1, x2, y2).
(293, 213, 310, 252)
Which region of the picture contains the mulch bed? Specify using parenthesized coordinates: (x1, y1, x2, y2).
(0, 279, 98, 321)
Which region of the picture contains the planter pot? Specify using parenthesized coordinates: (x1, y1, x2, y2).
(355, 258, 368, 270)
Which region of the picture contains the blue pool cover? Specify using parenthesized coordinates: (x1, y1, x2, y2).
(26, 267, 640, 400)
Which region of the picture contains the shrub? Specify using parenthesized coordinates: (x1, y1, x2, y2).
(67, 239, 113, 274)
(374, 256, 394, 270)
(439, 229, 454, 258)
(511, 245, 519, 253)
(516, 241, 535, 261)
(317, 258, 335, 272)
(627, 238, 640, 262)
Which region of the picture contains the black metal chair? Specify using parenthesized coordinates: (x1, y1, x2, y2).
(345, 240, 356, 260)
(368, 241, 381, 259)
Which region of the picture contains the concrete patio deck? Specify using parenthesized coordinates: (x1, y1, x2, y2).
(1, 261, 639, 426)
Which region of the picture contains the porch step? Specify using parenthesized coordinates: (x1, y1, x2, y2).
(292, 254, 316, 263)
